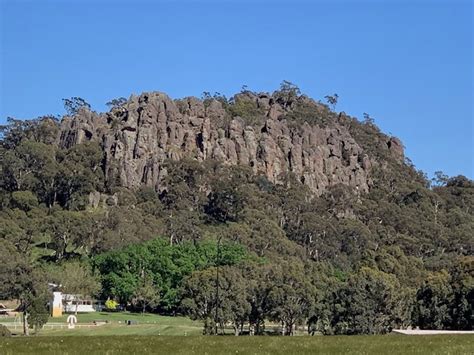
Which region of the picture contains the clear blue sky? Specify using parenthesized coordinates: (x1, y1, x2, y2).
(1, 0, 472, 178)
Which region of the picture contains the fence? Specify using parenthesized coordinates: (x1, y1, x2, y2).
(1, 322, 106, 330)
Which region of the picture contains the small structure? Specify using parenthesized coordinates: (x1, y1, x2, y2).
(51, 292, 63, 317)
(0, 303, 18, 317)
(67, 315, 78, 329)
(0, 304, 9, 315)
(62, 294, 103, 313)
(49, 291, 103, 317)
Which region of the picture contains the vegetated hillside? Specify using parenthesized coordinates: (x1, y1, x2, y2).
(0, 82, 472, 335)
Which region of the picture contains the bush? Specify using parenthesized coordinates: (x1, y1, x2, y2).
(105, 299, 119, 311)
(29, 295, 49, 331)
(203, 317, 217, 335)
(227, 98, 264, 126)
(0, 324, 11, 337)
(10, 190, 39, 211)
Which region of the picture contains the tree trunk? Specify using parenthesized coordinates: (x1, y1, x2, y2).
(52, 188, 57, 208)
(23, 312, 29, 336)
(75, 300, 79, 315)
(234, 324, 239, 336)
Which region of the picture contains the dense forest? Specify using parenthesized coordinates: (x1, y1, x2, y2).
(0, 83, 472, 335)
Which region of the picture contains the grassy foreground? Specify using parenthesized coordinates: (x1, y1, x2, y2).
(1, 311, 194, 324)
(2, 312, 203, 336)
(1, 335, 473, 355)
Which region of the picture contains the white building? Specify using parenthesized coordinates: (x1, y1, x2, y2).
(62, 294, 104, 313)
(50, 291, 103, 316)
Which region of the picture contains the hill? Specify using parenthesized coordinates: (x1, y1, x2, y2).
(0, 83, 472, 335)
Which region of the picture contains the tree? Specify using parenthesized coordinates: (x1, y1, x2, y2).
(181, 266, 250, 335)
(164, 210, 202, 245)
(330, 267, 408, 334)
(180, 268, 218, 333)
(28, 295, 49, 332)
(132, 274, 160, 313)
(62, 97, 91, 115)
(247, 280, 268, 334)
(217, 267, 250, 336)
(56, 142, 104, 208)
(1, 140, 57, 196)
(267, 262, 315, 335)
(106, 97, 127, 109)
(0, 117, 31, 149)
(274, 80, 301, 107)
(279, 80, 301, 96)
(0, 241, 48, 335)
(448, 256, 473, 330)
(45, 211, 92, 260)
(0, 116, 59, 149)
(160, 158, 207, 211)
(205, 187, 243, 223)
(10, 191, 39, 211)
(412, 258, 474, 331)
(412, 270, 452, 329)
(363, 112, 375, 125)
(58, 261, 100, 315)
(94, 238, 247, 311)
(432, 171, 449, 187)
(324, 93, 339, 110)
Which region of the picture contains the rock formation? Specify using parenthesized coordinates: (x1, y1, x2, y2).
(59, 91, 403, 195)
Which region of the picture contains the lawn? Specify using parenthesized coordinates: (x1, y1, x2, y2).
(0, 334, 473, 354)
(1, 311, 190, 324)
(1, 314, 473, 354)
(1, 312, 203, 336)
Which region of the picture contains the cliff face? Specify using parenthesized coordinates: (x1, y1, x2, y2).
(58, 91, 403, 195)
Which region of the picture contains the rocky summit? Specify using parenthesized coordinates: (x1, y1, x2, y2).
(58, 90, 403, 195)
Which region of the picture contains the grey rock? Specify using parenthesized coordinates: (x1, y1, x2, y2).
(58, 91, 393, 196)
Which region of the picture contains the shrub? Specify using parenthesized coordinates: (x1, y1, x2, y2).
(227, 98, 264, 126)
(105, 299, 119, 311)
(0, 324, 11, 337)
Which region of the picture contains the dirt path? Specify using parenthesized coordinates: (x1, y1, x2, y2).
(393, 329, 474, 335)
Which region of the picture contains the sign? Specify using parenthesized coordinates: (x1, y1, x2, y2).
(67, 315, 78, 329)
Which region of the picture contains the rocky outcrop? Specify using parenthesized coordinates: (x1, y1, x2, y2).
(58, 91, 398, 195)
(387, 137, 404, 162)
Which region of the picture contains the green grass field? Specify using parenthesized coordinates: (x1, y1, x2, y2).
(1, 312, 187, 324)
(1, 334, 473, 355)
(1, 313, 473, 354)
(2, 312, 203, 336)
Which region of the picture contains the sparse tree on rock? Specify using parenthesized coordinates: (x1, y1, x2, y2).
(106, 97, 127, 109)
(324, 93, 339, 110)
(62, 97, 91, 115)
